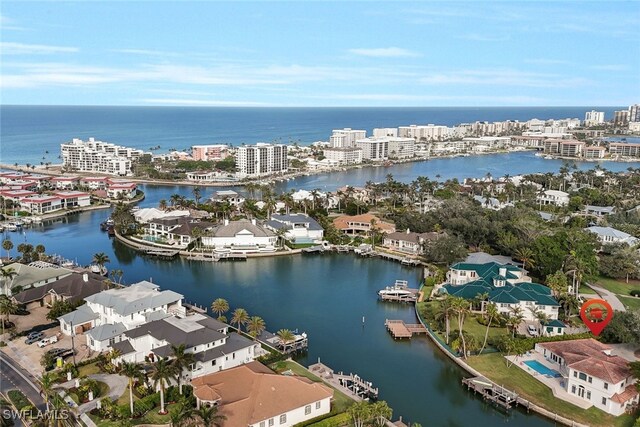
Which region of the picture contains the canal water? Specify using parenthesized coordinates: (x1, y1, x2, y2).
(9, 207, 552, 426)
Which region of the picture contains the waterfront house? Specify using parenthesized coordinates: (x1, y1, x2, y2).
(266, 213, 324, 243)
(133, 207, 191, 224)
(1, 262, 73, 294)
(333, 213, 395, 235)
(535, 339, 638, 416)
(19, 195, 63, 215)
(53, 191, 91, 208)
(106, 181, 137, 199)
(382, 229, 444, 255)
(210, 190, 245, 206)
(51, 176, 80, 190)
(440, 261, 560, 321)
(80, 176, 109, 190)
(114, 313, 258, 380)
(0, 189, 37, 203)
(58, 280, 185, 351)
(584, 205, 615, 217)
(473, 194, 514, 211)
(536, 190, 570, 207)
(146, 216, 215, 247)
(585, 226, 639, 246)
(12, 272, 108, 309)
(201, 220, 277, 253)
(192, 361, 333, 427)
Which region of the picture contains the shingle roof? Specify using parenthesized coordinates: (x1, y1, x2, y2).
(193, 333, 256, 363)
(124, 314, 226, 349)
(211, 220, 274, 238)
(270, 214, 323, 231)
(2, 262, 73, 290)
(86, 322, 126, 341)
(111, 340, 135, 355)
(84, 281, 183, 317)
(12, 272, 108, 304)
(58, 304, 99, 325)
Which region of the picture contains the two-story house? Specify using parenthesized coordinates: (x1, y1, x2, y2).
(536, 190, 570, 206)
(58, 281, 185, 351)
(266, 213, 324, 244)
(535, 339, 638, 416)
(585, 226, 639, 247)
(382, 229, 444, 255)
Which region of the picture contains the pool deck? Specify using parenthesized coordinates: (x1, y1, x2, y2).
(505, 353, 592, 409)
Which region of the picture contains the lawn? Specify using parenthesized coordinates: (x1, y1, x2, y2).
(618, 295, 640, 311)
(467, 353, 638, 427)
(78, 362, 102, 377)
(593, 276, 640, 297)
(579, 284, 597, 294)
(270, 360, 355, 413)
(89, 402, 176, 427)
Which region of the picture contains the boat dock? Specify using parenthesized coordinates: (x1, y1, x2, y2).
(461, 376, 519, 410)
(262, 330, 308, 354)
(302, 245, 326, 253)
(186, 252, 248, 262)
(378, 279, 420, 303)
(144, 249, 179, 257)
(309, 360, 378, 401)
(385, 319, 427, 339)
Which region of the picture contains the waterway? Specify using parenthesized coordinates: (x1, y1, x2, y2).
(7, 207, 552, 426)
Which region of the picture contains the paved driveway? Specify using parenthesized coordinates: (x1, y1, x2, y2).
(59, 373, 128, 413)
(586, 283, 626, 312)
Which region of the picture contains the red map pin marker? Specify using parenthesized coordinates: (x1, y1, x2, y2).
(580, 299, 614, 336)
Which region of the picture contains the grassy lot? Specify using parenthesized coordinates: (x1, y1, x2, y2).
(618, 296, 640, 311)
(467, 353, 637, 427)
(579, 284, 597, 294)
(593, 276, 640, 297)
(78, 362, 101, 377)
(89, 402, 176, 427)
(270, 360, 354, 413)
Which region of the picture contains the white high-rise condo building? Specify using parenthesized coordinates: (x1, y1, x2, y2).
(323, 147, 363, 165)
(236, 143, 288, 178)
(629, 104, 640, 123)
(356, 137, 415, 161)
(330, 128, 366, 148)
(60, 138, 146, 176)
(584, 110, 605, 126)
(373, 128, 398, 138)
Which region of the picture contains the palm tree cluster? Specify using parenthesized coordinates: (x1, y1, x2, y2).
(210, 298, 267, 338)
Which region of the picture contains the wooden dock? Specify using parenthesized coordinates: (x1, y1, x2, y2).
(309, 360, 379, 401)
(385, 319, 427, 339)
(187, 252, 247, 262)
(302, 245, 325, 253)
(145, 249, 179, 257)
(461, 376, 519, 410)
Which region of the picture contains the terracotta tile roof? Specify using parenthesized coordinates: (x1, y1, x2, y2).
(611, 384, 639, 404)
(191, 361, 333, 426)
(333, 213, 395, 232)
(539, 339, 630, 384)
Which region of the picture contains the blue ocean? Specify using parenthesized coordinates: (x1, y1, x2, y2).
(0, 105, 624, 166)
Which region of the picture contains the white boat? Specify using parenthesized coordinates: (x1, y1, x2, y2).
(89, 264, 108, 276)
(5, 223, 18, 232)
(32, 216, 42, 223)
(14, 220, 24, 227)
(378, 280, 413, 298)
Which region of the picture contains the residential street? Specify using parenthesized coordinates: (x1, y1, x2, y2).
(0, 353, 46, 412)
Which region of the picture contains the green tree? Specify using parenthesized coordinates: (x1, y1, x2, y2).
(210, 298, 229, 322)
(150, 358, 178, 414)
(545, 270, 568, 298)
(347, 401, 371, 427)
(193, 403, 227, 427)
(247, 316, 266, 339)
(600, 311, 640, 345)
(1, 267, 17, 296)
(231, 308, 249, 332)
(514, 247, 535, 271)
(192, 187, 202, 208)
(2, 239, 13, 259)
(92, 252, 110, 270)
(479, 302, 499, 355)
(435, 296, 455, 345)
(507, 306, 525, 338)
(171, 344, 195, 395)
(118, 362, 144, 416)
(34, 244, 46, 261)
(0, 295, 18, 335)
(451, 296, 470, 358)
(39, 371, 56, 412)
(422, 235, 468, 265)
(369, 401, 392, 427)
(47, 300, 76, 321)
(276, 329, 295, 352)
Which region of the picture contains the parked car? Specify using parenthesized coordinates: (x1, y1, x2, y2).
(37, 336, 58, 348)
(527, 325, 539, 337)
(47, 347, 72, 358)
(25, 331, 45, 345)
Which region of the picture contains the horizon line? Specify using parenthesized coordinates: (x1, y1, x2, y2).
(0, 104, 629, 108)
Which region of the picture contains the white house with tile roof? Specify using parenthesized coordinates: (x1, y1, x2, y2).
(535, 339, 638, 415)
(585, 226, 639, 246)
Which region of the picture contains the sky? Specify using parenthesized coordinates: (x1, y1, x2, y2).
(1, 1, 639, 107)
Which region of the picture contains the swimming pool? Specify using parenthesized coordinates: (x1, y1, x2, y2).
(524, 360, 562, 377)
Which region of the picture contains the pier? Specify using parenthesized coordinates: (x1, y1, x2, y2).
(461, 376, 519, 410)
(378, 280, 420, 303)
(186, 252, 248, 262)
(385, 319, 427, 339)
(144, 249, 180, 258)
(302, 245, 326, 253)
(309, 360, 379, 401)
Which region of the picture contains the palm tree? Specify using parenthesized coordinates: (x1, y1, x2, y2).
(479, 302, 499, 355)
(118, 362, 143, 416)
(276, 329, 295, 352)
(170, 194, 181, 207)
(92, 252, 110, 270)
(451, 297, 470, 358)
(150, 358, 178, 414)
(170, 397, 196, 427)
(34, 244, 46, 260)
(369, 401, 392, 427)
(0, 295, 18, 336)
(434, 295, 455, 344)
(193, 404, 227, 427)
(514, 247, 535, 271)
(171, 344, 195, 395)
(109, 269, 124, 285)
(1, 267, 17, 296)
(247, 316, 266, 339)
(39, 371, 57, 412)
(210, 298, 229, 322)
(192, 187, 202, 208)
(508, 306, 525, 338)
(231, 308, 249, 332)
(2, 239, 13, 259)
(159, 199, 168, 210)
(48, 392, 77, 427)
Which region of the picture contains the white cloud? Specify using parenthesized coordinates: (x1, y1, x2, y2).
(1, 42, 78, 55)
(589, 64, 629, 71)
(348, 47, 421, 58)
(420, 69, 590, 88)
(110, 48, 181, 57)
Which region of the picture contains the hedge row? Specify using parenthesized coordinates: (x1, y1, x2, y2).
(7, 390, 32, 411)
(306, 412, 351, 427)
